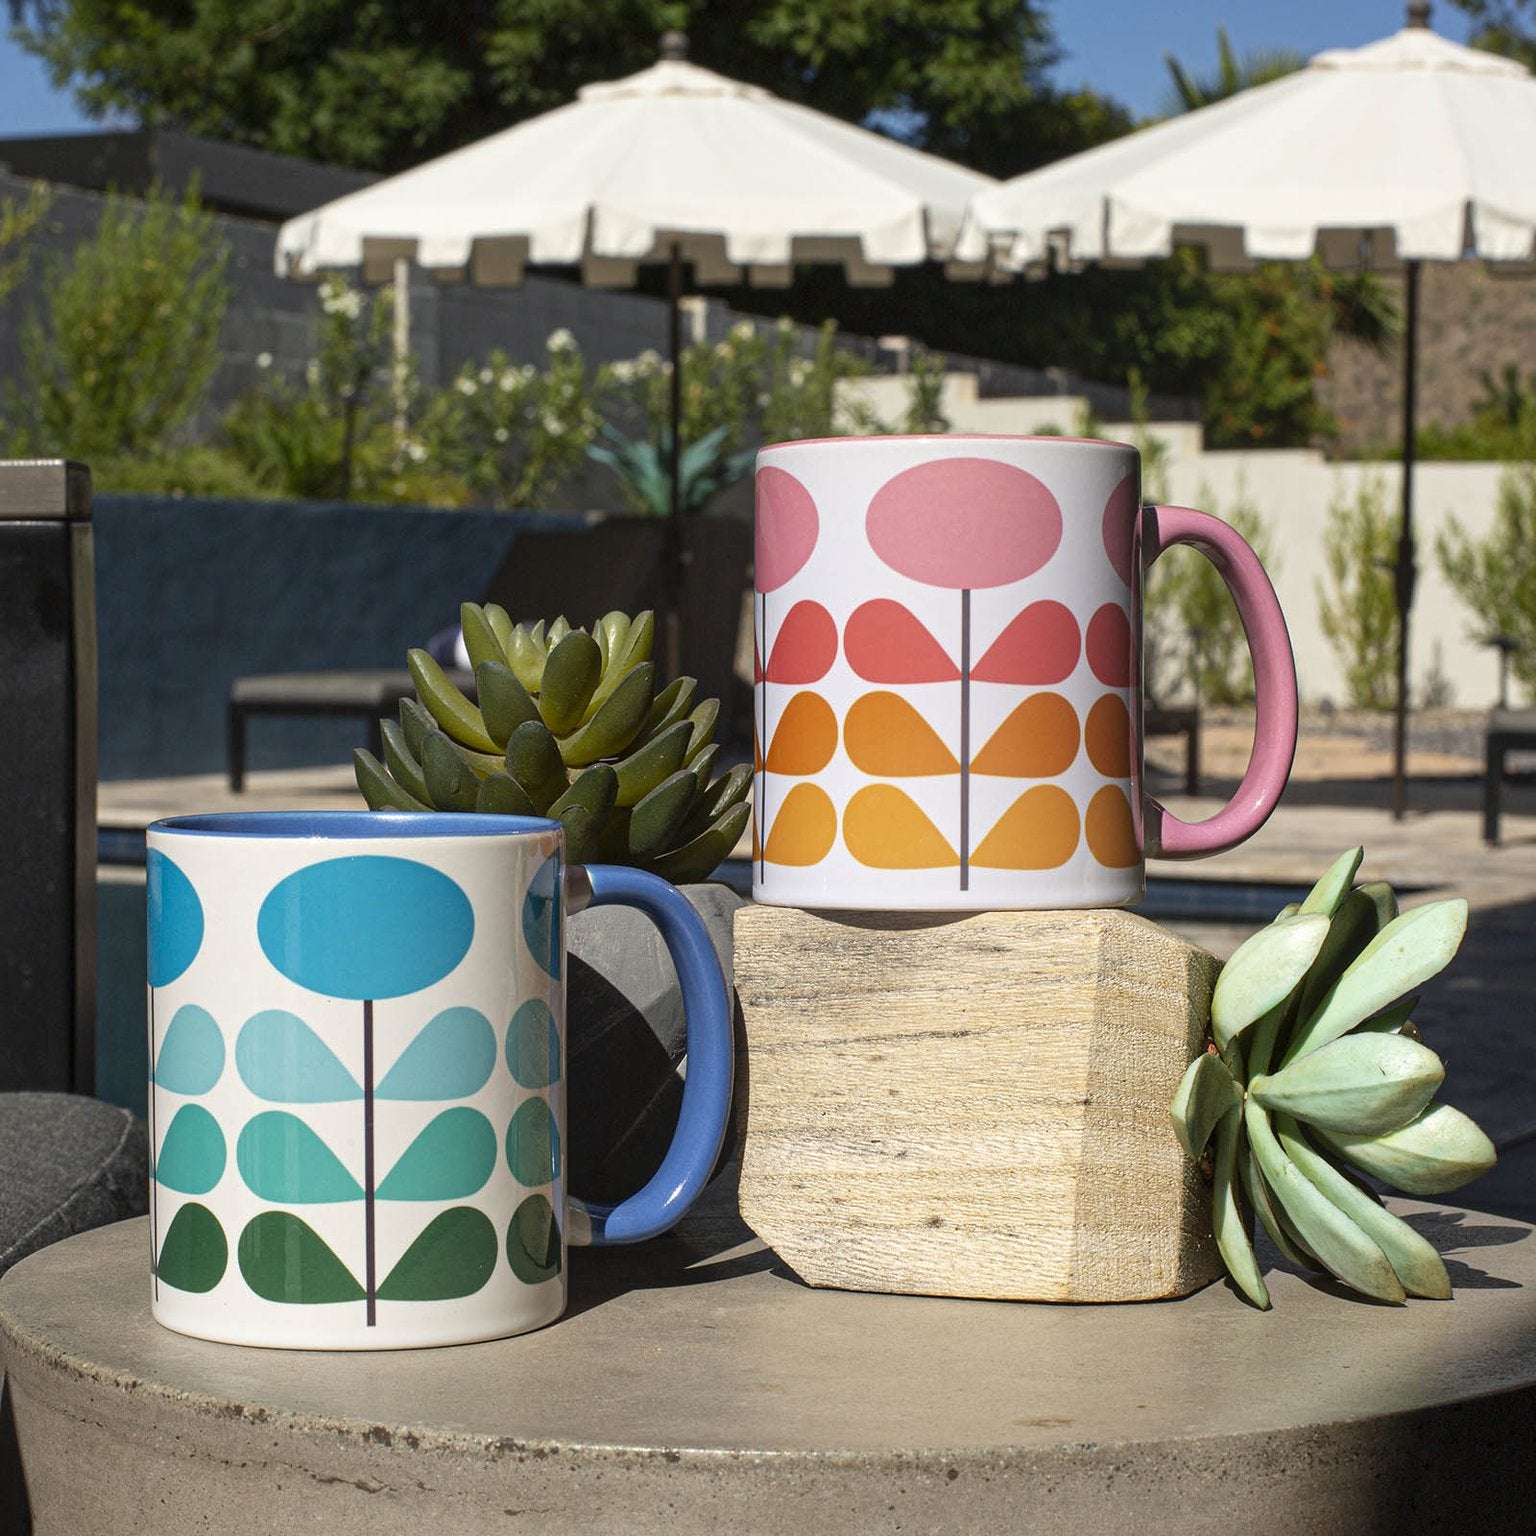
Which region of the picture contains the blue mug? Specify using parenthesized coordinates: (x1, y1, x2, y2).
(145, 811, 732, 1349)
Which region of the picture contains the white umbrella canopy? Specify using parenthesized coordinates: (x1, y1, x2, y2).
(276, 33, 995, 658)
(277, 44, 993, 289)
(956, 3, 1536, 816)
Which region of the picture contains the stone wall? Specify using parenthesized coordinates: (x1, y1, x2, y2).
(1320, 264, 1536, 454)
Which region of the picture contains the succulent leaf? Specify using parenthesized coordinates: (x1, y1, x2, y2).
(685, 698, 721, 762)
(1249, 1032, 1445, 1136)
(1245, 1099, 1405, 1304)
(1170, 1051, 1240, 1161)
(1317, 1104, 1497, 1196)
(1284, 899, 1468, 1064)
(1357, 880, 1398, 930)
(381, 719, 430, 805)
(506, 623, 546, 693)
(1274, 1115, 1451, 1299)
(547, 616, 571, 646)
(646, 676, 698, 736)
(409, 648, 499, 754)
(477, 660, 540, 745)
(613, 719, 693, 808)
(1299, 846, 1364, 917)
(560, 662, 657, 766)
(616, 609, 656, 671)
(1210, 912, 1330, 1051)
(354, 749, 430, 811)
(504, 720, 569, 814)
(1241, 1147, 1319, 1270)
(398, 696, 435, 760)
(1355, 996, 1421, 1038)
(647, 800, 750, 884)
(1213, 1107, 1269, 1309)
(549, 765, 619, 863)
(628, 769, 700, 862)
(422, 730, 482, 811)
(476, 773, 537, 816)
(1294, 888, 1385, 1024)
(596, 610, 631, 670)
(461, 602, 508, 673)
(483, 602, 515, 659)
(538, 629, 603, 735)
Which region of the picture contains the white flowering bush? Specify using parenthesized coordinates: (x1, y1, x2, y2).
(416, 332, 608, 510)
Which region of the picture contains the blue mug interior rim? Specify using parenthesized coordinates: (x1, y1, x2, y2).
(149, 811, 562, 840)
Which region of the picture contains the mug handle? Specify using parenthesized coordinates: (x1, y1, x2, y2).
(1142, 504, 1299, 859)
(561, 863, 734, 1246)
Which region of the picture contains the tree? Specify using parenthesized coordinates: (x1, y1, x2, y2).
(1447, 0, 1536, 68)
(8, 0, 1083, 177)
(1316, 476, 1398, 710)
(0, 184, 50, 306)
(1160, 26, 1304, 114)
(3, 181, 228, 464)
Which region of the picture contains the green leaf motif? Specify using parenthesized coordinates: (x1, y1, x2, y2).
(239, 1211, 365, 1304)
(156, 1202, 228, 1293)
(237, 1010, 361, 1103)
(378, 1207, 498, 1302)
(237, 1111, 363, 1203)
(507, 998, 561, 1089)
(507, 1097, 560, 1188)
(508, 1194, 562, 1285)
(155, 1103, 226, 1195)
(376, 1108, 497, 1201)
(153, 1004, 225, 1096)
(377, 1007, 497, 1101)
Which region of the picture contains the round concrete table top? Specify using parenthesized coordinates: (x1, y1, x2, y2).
(2, 1181, 1534, 1535)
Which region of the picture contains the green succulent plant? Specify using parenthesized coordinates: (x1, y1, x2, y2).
(1172, 847, 1496, 1310)
(354, 604, 751, 883)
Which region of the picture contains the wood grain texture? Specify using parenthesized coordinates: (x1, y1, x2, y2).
(733, 905, 1224, 1302)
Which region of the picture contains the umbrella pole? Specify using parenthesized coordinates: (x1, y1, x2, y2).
(1391, 259, 1421, 821)
(664, 242, 684, 680)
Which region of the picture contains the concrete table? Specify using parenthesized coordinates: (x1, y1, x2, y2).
(2, 1182, 1535, 1535)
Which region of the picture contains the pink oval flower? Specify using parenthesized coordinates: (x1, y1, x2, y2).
(867, 458, 1062, 590)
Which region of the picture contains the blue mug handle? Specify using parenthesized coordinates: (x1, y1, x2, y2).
(563, 864, 734, 1246)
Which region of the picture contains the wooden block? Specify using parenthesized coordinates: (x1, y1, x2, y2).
(733, 905, 1224, 1303)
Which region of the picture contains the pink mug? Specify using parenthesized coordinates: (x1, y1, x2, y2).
(751, 435, 1297, 911)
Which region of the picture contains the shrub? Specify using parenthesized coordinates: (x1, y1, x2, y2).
(1316, 474, 1398, 710)
(1437, 461, 1536, 698)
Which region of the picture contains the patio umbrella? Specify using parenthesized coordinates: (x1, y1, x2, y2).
(955, 1, 1536, 818)
(276, 32, 995, 661)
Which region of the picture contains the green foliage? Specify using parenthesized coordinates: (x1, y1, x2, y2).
(1316, 475, 1398, 710)
(1146, 487, 1277, 706)
(897, 347, 952, 434)
(1160, 25, 1304, 115)
(1446, 0, 1536, 68)
(1437, 461, 1536, 697)
(3, 182, 228, 463)
(417, 332, 606, 510)
(0, 183, 49, 306)
(10, 0, 1080, 177)
(587, 423, 755, 518)
(1412, 364, 1536, 460)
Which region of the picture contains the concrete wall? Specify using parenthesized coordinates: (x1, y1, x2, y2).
(1160, 451, 1513, 711)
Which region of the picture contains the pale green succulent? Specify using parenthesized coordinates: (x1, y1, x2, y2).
(1172, 847, 1496, 1310)
(354, 604, 751, 883)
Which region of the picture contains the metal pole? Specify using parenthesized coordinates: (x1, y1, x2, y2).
(392, 255, 410, 458)
(1391, 259, 1421, 821)
(664, 241, 684, 679)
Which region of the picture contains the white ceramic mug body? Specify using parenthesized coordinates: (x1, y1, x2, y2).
(147, 814, 574, 1349)
(753, 435, 1300, 908)
(753, 435, 1150, 910)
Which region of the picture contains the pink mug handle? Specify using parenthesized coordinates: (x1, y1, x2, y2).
(1142, 505, 1298, 859)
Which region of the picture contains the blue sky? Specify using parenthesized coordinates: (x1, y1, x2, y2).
(0, 1, 1481, 143)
